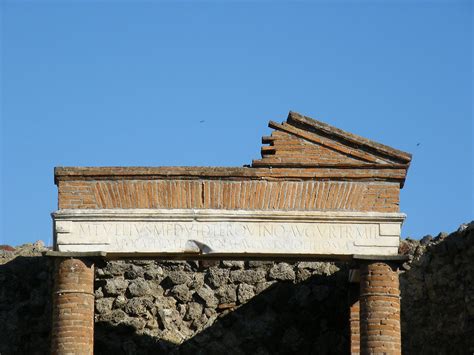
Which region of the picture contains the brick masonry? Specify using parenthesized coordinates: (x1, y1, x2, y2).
(349, 284, 361, 354)
(253, 111, 412, 170)
(58, 180, 400, 212)
(359, 262, 401, 354)
(51, 258, 95, 355)
(255, 131, 371, 166)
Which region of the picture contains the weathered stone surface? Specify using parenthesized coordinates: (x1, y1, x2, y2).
(296, 268, 312, 282)
(53, 210, 404, 257)
(230, 269, 266, 284)
(171, 284, 192, 303)
(124, 265, 144, 280)
(127, 279, 151, 297)
(216, 285, 237, 304)
(188, 273, 205, 290)
(298, 261, 340, 275)
(103, 261, 128, 277)
(207, 267, 230, 288)
(104, 278, 129, 296)
(95, 287, 104, 299)
(248, 260, 274, 268)
(99, 309, 127, 324)
(96, 298, 114, 314)
(269, 263, 296, 281)
(124, 298, 151, 316)
(237, 283, 255, 303)
(222, 260, 245, 269)
(144, 265, 164, 280)
(165, 271, 191, 286)
(184, 302, 203, 321)
(113, 294, 127, 309)
(195, 285, 219, 308)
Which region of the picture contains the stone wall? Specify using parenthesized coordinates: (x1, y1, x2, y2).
(1, 221, 473, 354)
(0, 241, 52, 354)
(93, 259, 348, 354)
(399, 222, 474, 353)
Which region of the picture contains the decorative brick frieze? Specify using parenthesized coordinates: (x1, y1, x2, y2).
(58, 179, 399, 212)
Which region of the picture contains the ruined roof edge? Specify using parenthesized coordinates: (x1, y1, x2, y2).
(287, 111, 412, 163)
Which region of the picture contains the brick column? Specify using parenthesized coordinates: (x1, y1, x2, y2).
(359, 261, 401, 354)
(348, 283, 360, 354)
(51, 258, 95, 354)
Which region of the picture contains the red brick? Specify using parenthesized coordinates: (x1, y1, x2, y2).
(51, 258, 94, 355)
(359, 261, 401, 355)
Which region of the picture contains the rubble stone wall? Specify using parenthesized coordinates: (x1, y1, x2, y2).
(0, 222, 472, 354)
(399, 222, 474, 353)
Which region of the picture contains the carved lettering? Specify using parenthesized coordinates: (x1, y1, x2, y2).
(57, 215, 398, 255)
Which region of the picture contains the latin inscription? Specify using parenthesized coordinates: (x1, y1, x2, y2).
(78, 221, 378, 239)
(54, 210, 404, 255)
(57, 221, 391, 254)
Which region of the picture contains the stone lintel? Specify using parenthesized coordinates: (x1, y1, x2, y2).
(52, 209, 405, 260)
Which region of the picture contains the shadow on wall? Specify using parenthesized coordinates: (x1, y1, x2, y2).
(0, 253, 349, 355)
(0, 255, 52, 355)
(94, 267, 350, 355)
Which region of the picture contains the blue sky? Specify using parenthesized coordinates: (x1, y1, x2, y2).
(1, 1, 472, 246)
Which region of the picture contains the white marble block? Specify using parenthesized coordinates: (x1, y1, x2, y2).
(53, 209, 405, 259)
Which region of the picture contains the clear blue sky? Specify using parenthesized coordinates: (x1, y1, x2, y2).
(1, 1, 472, 246)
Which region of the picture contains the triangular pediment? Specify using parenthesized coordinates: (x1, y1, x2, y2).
(252, 111, 412, 168)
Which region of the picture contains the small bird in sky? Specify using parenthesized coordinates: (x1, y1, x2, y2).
(416, 143, 421, 147)
(199, 120, 205, 123)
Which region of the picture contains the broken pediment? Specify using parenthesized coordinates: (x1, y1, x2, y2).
(252, 111, 412, 169)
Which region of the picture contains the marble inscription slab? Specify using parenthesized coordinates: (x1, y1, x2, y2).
(53, 209, 405, 258)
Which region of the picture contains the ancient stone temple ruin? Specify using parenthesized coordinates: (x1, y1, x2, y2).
(48, 111, 412, 354)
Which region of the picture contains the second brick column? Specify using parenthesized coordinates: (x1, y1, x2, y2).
(359, 261, 401, 354)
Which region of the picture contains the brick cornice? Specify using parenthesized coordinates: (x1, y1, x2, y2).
(55, 166, 406, 184)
